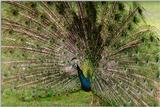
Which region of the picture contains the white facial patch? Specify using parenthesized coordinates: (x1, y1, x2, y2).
(65, 65, 78, 75)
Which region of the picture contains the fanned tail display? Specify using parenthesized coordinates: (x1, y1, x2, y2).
(2, 1, 160, 106)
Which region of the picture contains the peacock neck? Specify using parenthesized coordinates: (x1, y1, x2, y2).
(76, 65, 91, 92)
(81, 58, 95, 78)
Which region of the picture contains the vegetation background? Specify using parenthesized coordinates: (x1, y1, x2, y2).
(142, 2, 160, 35)
(2, 1, 160, 106)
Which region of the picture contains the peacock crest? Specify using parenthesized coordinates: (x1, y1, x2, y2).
(2, 1, 160, 106)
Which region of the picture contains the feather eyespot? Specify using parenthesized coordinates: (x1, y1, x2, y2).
(30, 3, 36, 8)
(8, 30, 13, 34)
(150, 36, 154, 42)
(47, 1, 53, 5)
(12, 9, 19, 16)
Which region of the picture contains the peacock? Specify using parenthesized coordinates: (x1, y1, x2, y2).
(2, 1, 160, 106)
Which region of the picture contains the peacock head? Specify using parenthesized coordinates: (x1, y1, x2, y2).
(70, 57, 80, 68)
(65, 57, 80, 75)
(66, 58, 94, 78)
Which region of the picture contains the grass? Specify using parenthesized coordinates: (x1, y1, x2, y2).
(2, 90, 92, 106)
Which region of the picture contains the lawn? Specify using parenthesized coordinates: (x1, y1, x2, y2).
(2, 90, 92, 106)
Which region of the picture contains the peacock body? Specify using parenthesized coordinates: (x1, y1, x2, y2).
(2, 1, 160, 106)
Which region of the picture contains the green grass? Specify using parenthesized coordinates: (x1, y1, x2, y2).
(2, 90, 92, 106)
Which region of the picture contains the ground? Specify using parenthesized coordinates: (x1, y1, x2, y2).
(2, 90, 92, 106)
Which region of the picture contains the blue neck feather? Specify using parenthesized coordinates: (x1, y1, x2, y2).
(76, 65, 91, 92)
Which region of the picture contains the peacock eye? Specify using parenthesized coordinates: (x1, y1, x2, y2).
(12, 9, 19, 16)
(47, 1, 53, 5)
(155, 56, 159, 62)
(8, 30, 13, 34)
(30, 3, 36, 8)
(150, 36, 154, 42)
(73, 63, 77, 68)
(156, 72, 160, 79)
(138, 7, 143, 15)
